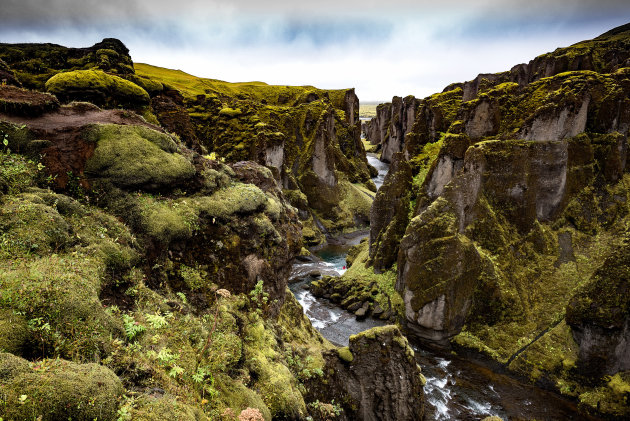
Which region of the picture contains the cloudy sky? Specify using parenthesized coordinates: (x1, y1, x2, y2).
(1, 1, 628, 101)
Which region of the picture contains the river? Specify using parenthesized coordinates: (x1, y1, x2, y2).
(289, 154, 598, 420)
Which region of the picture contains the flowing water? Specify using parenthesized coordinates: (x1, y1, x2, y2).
(366, 153, 389, 190)
(289, 154, 596, 420)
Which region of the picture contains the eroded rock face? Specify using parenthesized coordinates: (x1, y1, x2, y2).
(397, 198, 483, 341)
(369, 153, 412, 271)
(365, 96, 419, 163)
(318, 326, 425, 421)
(151, 89, 203, 152)
(519, 95, 590, 141)
(311, 110, 338, 188)
(566, 237, 630, 377)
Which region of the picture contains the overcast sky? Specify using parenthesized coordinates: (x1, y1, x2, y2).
(1, 1, 628, 101)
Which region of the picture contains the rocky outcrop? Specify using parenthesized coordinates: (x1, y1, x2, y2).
(397, 197, 484, 342)
(314, 326, 425, 421)
(0, 353, 123, 420)
(443, 23, 630, 103)
(365, 96, 419, 163)
(134, 62, 373, 241)
(369, 153, 412, 271)
(566, 236, 630, 377)
(150, 88, 203, 153)
(0, 38, 134, 91)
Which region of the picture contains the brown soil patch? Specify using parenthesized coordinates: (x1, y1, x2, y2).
(0, 102, 164, 189)
(0, 85, 59, 116)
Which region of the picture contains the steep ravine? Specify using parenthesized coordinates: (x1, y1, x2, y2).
(290, 160, 598, 420)
(290, 233, 598, 420)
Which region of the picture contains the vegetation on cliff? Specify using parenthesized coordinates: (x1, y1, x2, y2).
(357, 22, 630, 418)
(0, 41, 393, 420)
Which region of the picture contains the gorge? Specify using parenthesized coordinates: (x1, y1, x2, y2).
(0, 21, 629, 421)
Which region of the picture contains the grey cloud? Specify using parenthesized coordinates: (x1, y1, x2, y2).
(3, 0, 628, 23)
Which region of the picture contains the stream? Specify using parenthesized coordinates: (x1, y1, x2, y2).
(289, 153, 598, 420)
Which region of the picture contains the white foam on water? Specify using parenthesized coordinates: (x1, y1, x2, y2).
(328, 309, 340, 322)
(432, 399, 450, 420)
(311, 319, 327, 329)
(466, 398, 492, 414)
(436, 358, 451, 369)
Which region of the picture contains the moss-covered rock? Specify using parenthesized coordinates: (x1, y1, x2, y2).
(45, 69, 149, 107)
(0, 38, 135, 91)
(0, 353, 123, 420)
(318, 325, 425, 421)
(369, 153, 412, 271)
(84, 123, 195, 190)
(566, 234, 630, 377)
(125, 395, 209, 421)
(0, 310, 29, 354)
(135, 64, 372, 242)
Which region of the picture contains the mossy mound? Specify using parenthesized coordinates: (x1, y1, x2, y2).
(0, 353, 123, 420)
(45, 69, 149, 107)
(0, 85, 59, 116)
(0, 150, 38, 195)
(0, 310, 29, 354)
(0, 189, 139, 359)
(0, 38, 134, 91)
(195, 183, 269, 220)
(84, 123, 195, 190)
(0, 193, 74, 256)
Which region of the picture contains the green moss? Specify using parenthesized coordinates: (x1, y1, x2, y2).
(0, 353, 123, 420)
(0, 194, 73, 257)
(126, 74, 164, 96)
(84, 124, 195, 189)
(215, 375, 271, 421)
(195, 183, 268, 220)
(45, 69, 149, 107)
(137, 195, 198, 244)
(0, 152, 38, 197)
(426, 87, 463, 123)
(244, 318, 307, 419)
(607, 372, 630, 395)
(0, 253, 121, 359)
(0, 310, 29, 354)
(337, 347, 354, 363)
(219, 107, 242, 118)
(125, 395, 208, 421)
(566, 231, 630, 330)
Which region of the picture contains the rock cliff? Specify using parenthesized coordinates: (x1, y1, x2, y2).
(359, 23, 630, 418)
(310, 325, 425, 421)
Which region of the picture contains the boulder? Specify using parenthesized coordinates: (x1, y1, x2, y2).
(320, 325, 425, 421)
